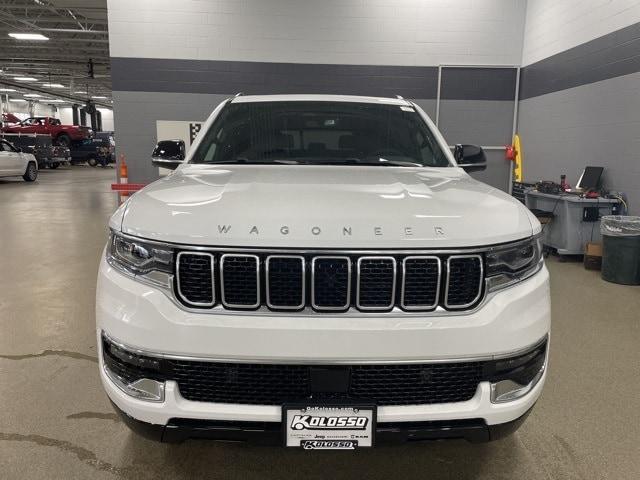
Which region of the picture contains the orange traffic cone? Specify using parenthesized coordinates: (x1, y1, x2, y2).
(119, 154, 129, 203)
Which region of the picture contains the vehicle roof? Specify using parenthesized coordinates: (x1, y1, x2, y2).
(230, 94, 412, 106)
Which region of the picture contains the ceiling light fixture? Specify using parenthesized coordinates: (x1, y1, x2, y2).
(0, 88, 17, 92)
(74, 91, 87, 94)
(9, 33, 49, 41)
(46, 99, 67, 103)
(24, 93, 42, 98)
(91, 95, 108, 99)
(42, 83, 65, 88)
(8, 98, 27, 102)
(13, 77, 37, 81)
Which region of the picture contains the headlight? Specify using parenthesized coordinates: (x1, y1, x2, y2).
(486, 236, 543, 292)
(107, 231, 174, 287)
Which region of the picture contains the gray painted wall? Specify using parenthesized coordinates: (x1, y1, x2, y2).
(518, 71, 640, 214)
(518, 20, 640, 214)
(439, 99, 515, 191)
(113, 91, 229, 182)
(112, 60, 518, 187)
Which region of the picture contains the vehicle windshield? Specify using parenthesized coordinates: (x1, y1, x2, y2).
(191, 101, 451, 167)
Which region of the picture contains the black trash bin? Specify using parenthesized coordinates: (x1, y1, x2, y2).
(601, 216, 640, 285)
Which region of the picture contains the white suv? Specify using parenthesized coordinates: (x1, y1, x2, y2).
(0, 139, 38, 182)
(97, 95, 550, 449)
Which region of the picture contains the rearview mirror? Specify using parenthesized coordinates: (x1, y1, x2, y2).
(453, 144, 487, 172)
(151, 139, 185, 170)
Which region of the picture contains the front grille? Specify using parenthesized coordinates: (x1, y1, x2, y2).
(175, 250, 485, 312)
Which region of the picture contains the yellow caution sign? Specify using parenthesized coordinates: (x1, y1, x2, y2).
(513, 134, 523, 182)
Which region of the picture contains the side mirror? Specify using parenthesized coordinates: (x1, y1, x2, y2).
(14, 146, 22, 153)
(453, 144, 487, 172)
(151, 139, 185, 170)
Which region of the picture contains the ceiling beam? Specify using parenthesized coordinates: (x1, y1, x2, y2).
(0, 79, 112, 107)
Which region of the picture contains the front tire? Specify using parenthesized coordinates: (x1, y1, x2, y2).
(56, 134, 71, 147)
(49, 162, 60, 169)
(87, 157, 98, 167)
(23, 162, 38, 182)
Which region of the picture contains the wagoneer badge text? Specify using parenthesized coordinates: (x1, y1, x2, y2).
(217, 225, 445, 237)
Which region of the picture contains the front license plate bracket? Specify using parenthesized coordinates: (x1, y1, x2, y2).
(283, 403, 376, 449)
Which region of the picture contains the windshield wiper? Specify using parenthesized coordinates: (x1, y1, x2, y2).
(359, 159, 423, 167)
(204, 158, 301, 165)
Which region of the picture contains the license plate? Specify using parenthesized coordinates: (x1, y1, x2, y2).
(283, 404, 376, 449)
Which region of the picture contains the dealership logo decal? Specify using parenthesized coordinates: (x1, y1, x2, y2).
(290, 415, 368, 430)
(301, 440, 357, 450)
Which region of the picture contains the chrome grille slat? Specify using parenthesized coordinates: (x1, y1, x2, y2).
(220, 254, 260, 309)
(356, 256, 396, 311)
(175, 250, 484, 313)
(265, 255, 305, 310)
(311, 256, 351, 311)
(176, 252, 215, 307)
(445, 255, 483, 309)
(401, 256, 441, 310)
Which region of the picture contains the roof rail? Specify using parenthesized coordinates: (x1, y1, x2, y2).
(396, 95, 404, 100)
(234, 92, 244, 97)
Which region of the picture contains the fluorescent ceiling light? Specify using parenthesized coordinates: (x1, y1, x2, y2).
(9, 98, 27, 102)
(0, 88, 17, 92)
(24, 93, 42, 98)
(91, 95, 107, 99)
(46, 99, 67, 103)
(42, 83, 65, 88)
(74, 91, 87, 94)
(14, 77, 37, 81)
(9, 33, 49, 41)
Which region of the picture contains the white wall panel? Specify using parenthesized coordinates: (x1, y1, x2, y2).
(107, 0, 526, 66)
(522, 0, 640, 66)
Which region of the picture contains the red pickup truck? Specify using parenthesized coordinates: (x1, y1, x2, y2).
(1, 116, 92, 146)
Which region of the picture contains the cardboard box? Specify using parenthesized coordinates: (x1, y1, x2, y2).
(584, 242, 603, 270)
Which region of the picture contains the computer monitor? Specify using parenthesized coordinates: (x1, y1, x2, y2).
(576, 166, 604, 191)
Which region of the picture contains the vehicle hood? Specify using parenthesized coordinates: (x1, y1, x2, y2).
(117, 165, 537, 248)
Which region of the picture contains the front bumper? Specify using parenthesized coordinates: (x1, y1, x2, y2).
(111, 399, 534, 444)
(97, 255, 550, 440)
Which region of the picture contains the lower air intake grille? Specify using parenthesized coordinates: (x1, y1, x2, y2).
(102, 335, 547, 407)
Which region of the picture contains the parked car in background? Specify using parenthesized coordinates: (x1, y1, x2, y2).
(49, 145, 72, 169)
(1, 116, 92, 146)
(70, 131, 115, 167)
(0, 139, 38, 182)
(0, 133, 71, 169)
(1, 112, 21, 127)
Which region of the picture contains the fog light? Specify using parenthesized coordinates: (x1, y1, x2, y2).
(490, 364, 545, 403)
(103, 365, 165, 402)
